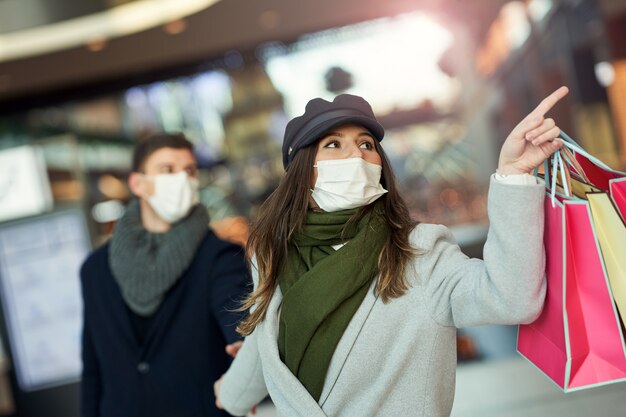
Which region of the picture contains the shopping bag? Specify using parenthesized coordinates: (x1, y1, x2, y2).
(559, 132, 626, 208)
(517, 150, 626, 392)
(556, 137, 626, 325)
(587, 193, 626, 326)
(560, 131, 626, 191)
(609, 178, 626, 221)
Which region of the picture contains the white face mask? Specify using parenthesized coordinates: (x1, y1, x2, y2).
(145, 171, 199, 224)
(311, 158, 388, 212)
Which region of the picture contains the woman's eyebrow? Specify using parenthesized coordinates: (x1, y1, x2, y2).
(322, 131, 344, 138)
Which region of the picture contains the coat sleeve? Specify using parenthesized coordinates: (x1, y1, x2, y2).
(418, 175, 547, 327)
(79, 263, 101, 417)
(209, 242, 252, 345)
(219, 328, 268, 416)
(219, 259, 268, 416)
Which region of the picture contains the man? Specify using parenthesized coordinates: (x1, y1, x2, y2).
(80, 133, 250, 417)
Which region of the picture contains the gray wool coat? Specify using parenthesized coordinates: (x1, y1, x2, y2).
(219, 177, 546, 417)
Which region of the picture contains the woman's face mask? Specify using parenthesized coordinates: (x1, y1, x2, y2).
(145, 171, 199, 223)
(311, 158, 388, 212)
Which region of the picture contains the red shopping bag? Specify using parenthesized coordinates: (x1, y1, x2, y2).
(557, 134, 626, 217)
(560, 131, 626, 192)
(517, 151, 626, 391)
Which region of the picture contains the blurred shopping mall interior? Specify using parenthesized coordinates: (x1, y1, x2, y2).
(1, 0, 626, 415)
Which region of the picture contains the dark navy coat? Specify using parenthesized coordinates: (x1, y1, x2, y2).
(80, 230, 250, 417)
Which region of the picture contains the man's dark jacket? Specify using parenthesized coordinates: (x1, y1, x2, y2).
(80, 229, 250, 417)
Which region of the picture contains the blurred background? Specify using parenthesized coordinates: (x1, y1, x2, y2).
(0, 0, 626, 416)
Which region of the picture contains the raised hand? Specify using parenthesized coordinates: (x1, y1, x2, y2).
(497, 86, 569, 175)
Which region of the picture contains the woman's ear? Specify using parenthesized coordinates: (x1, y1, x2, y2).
(128, 172, 147, 198)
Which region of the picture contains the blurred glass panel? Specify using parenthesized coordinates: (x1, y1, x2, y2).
(261, 12, 458, 118)
(0, 210, 90, 391)
(0, 146, 53, 222)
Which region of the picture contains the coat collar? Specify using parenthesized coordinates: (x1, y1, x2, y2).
(258, 288, 327, 416)
(257, 281, 379, 415)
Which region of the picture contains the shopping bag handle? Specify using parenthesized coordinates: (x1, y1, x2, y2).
(537, 130, 606, 206)
(560, 145, 590, 183)
(559, 131, 617, 173)
(534, 132, 588, 183)
(545, 148, 572, 206)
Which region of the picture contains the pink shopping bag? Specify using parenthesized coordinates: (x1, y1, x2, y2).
(517, 193, 626, 391)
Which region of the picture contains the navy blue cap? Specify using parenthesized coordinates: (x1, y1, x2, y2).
(282, 94, 384, 168)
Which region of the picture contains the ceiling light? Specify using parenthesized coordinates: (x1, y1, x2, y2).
(0, 0, 220, 62)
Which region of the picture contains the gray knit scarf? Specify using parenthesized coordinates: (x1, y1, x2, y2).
(109, 199, 209, 316)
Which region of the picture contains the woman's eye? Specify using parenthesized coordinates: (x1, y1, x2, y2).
(323, 141, 339, 149)
(359, 142, 374, 150)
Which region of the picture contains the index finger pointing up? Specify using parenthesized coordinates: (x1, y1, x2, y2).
(533, 86, 569, 117)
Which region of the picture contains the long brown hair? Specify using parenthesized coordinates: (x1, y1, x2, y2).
(237, 139, 419, 336)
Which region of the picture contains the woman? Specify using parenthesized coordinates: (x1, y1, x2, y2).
(215, 89, 568, 417)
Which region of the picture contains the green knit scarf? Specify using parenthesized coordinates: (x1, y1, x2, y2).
(278, 201, 388, 401)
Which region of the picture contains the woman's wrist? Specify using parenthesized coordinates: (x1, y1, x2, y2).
(496, 165, 531, 176)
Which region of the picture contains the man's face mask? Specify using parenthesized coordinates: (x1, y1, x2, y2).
(145, 171, 199, 223)
(311, 158, 388, 212)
